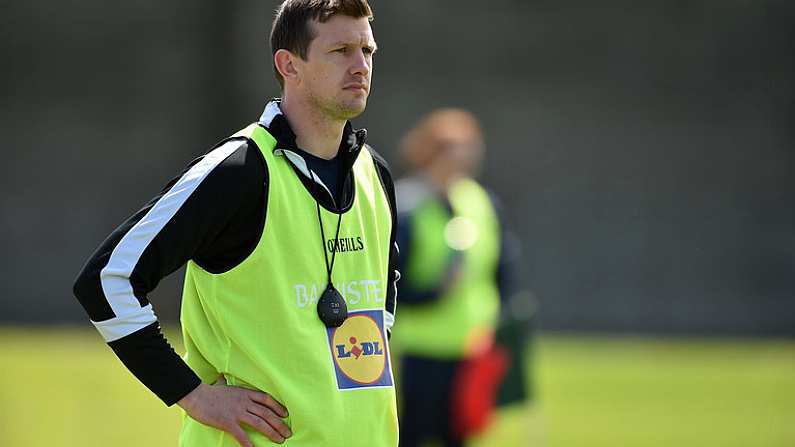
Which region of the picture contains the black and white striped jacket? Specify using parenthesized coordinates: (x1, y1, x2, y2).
(73, 102, 400, 406)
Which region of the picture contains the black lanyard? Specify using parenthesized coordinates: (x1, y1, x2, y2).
(309, 170, 348, 327)
(315, 199, 343, 286)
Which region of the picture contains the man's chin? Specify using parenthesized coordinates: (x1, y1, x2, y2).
(312, 94, 368, 121)
(337, 98, 368, 119)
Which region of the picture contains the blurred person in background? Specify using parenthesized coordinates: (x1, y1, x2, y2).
(72, 1, 401, 446)
(392, 109, 522, 447)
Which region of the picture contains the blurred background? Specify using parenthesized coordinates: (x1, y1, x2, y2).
(1, 0, 793, 446)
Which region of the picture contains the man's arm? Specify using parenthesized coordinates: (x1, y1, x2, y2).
(487, 190, 520, 304)
(73, 138, 293, 445)
(72, 138, 265, 405)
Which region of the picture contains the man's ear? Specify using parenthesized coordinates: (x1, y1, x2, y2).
(274, 49, 300, 84)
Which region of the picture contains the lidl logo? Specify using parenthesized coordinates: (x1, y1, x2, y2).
(327, 309, 393, 390)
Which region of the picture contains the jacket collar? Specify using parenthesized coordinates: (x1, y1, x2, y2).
(257, 98, 366, 210)
(258, 98, 367, 157)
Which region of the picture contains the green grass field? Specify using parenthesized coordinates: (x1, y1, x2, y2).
(1, 327, 793, 446)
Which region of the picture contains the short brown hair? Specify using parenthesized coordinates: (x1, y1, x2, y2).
(270, 0, 374, 88)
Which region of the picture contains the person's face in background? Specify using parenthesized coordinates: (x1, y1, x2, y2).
(401, 109, 485, 190)
(428, 123, 484, 180)
(297, 14, 376, 121)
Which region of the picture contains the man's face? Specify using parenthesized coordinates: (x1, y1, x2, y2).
(296, 15, 376, 121)
(430, 125, 484, 178)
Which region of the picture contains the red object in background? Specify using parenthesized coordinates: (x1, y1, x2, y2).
(450, 344, 511, 439)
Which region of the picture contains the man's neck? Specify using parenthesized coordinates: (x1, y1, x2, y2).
(280, 94, 345, 160)
(424, 165, 464, 193)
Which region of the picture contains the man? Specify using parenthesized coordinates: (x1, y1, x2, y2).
(73, 1, 399, 446)
(391, 109, 517, 447)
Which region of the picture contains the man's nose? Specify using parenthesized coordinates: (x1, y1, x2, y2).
(350, 50, 370, 76)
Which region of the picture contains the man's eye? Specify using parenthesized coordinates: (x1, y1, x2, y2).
(363, 48, 373, 55)
(335, 47, 347, 53)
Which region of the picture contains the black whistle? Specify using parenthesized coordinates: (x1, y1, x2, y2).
(317, 284, 348, 327)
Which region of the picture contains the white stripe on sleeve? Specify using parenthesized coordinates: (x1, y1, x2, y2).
(94, 140, 244, 342)
(384, 267, 399, 332)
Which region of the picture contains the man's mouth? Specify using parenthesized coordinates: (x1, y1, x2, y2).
(344, 82, 368, 93)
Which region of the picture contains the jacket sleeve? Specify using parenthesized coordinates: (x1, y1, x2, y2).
(369, 147, 400, 337)
(487, 190, 520, 303)
(72, 138, 267, 405)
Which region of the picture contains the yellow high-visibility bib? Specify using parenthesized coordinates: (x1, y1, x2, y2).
(393, 178, 500, 358)
(179, 123, 398, 446)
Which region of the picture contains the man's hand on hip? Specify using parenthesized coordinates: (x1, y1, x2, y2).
(177, 376, 292, 446)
